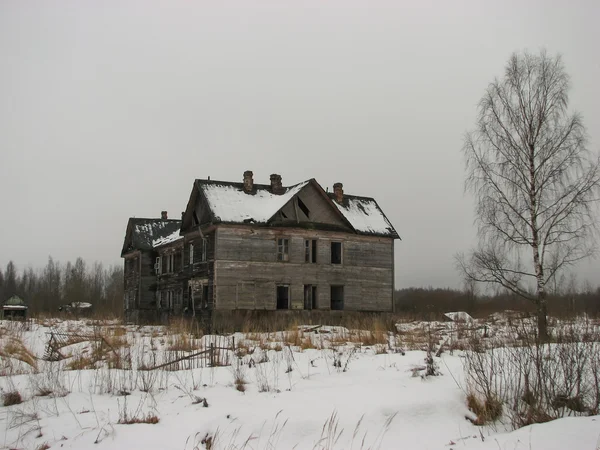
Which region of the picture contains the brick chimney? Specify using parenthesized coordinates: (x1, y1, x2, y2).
(270, 174, 284, 195)
(243, 170, 254, 193)
(161, 211, 168, 219)
(333, 183, 344, 204)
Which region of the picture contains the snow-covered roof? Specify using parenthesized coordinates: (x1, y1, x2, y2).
(331, 195, 398, 237)
(3, 305, 27, 310)
(200, 181, 309, 224)
(68, 302, 93, 309)
(3, 296, 27, 308)
(122, 219, 182, 255)
(153, 229, 183, 248)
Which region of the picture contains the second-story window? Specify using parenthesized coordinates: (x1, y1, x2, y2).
(305, 239, 317, 263)
(277, 238, 289, 261)
(331, 242, 342, 264)
(189, 243, 194, 265)
(162, 254, 175, 273)
(201, 238, 207, 262)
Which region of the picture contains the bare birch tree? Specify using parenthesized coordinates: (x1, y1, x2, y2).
(457, 50, 600, 340)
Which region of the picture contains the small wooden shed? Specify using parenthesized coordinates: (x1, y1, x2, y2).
(1, 296, 28, 320)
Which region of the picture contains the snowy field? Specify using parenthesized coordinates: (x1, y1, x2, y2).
(0, 318, 599, 450)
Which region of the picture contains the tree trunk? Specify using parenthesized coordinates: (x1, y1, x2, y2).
(536, 291, 549, 342)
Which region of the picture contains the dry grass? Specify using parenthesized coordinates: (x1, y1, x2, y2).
(168, 333, 194, 352)
(300, 336, 316, 350)
(118, 413, 160, 425)
(0, 337, 38, 370)
(466, 392, 503, 425)
(66, 353, 96, 371)
(2, 390, 23, 406)
(36, 444, 51, 450)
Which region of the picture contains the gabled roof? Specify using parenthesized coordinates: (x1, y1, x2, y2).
(121, 218, 182, 256)
(187, 178, 399, 239)
(328, 193, 399, 238)
(198, 179, 309, 224)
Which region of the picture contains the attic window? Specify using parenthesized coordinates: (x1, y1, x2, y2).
(297, 197, 310, 218)
(193, 211, 200, 226)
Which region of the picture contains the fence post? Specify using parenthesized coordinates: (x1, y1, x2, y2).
(210, 343, 215, 367)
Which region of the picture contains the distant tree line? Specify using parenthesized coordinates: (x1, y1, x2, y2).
(394, 281, 600, 320)
(0, 257, 123, 316)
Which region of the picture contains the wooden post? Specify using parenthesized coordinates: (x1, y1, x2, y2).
(210, 343, 215, 367)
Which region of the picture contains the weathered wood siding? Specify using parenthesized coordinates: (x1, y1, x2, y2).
(123, 251, 140, 310)
(214, 226, 394, 312)
(183, 230, 216, 310)
(156, 241, 186, 313)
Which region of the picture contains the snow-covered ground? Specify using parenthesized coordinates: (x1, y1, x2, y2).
(0, 319, 598, 450)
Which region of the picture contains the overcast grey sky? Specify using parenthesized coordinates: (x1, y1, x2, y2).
(1, 1, 599, 289)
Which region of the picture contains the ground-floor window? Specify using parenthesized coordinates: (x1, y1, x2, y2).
(304, 285, 317, 310)
(331, 285, 344, 310)
(203, 284, 209, 308)
(276, 285, 290, 309)
(157, 290, 183, 310)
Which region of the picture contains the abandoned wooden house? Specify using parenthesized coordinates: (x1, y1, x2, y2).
(121, 212, 183, 323)
(121, 172, 400, 324)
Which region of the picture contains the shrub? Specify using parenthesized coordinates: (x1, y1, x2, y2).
(2, 390, 22, 406)
(466, 392, 502, 424)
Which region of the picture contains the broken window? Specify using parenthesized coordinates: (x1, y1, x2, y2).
(304, 285, 318, 310)
(203, 284, 209, 308)
(305, 239, 317, 263)
(330, 285, 344, 310)
(276, 285, 290, 309)
(297, 197, 310, 218)
(277, 238, 289, 261)
(331, 242, 342, 264)
(163, 254, 174, 273)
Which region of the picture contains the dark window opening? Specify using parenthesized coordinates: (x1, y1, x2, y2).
(277, 238, 289, 261)
(304, 239, 317, 263)
(331, 285, 344, 310)
(297, 197, 310, 218)
(305, 239, 317, 263)
(331, 242, 342, 264)
(201, 238, 208, 262)
(281, 211, 288, 219)
(304, 285, 318, 310)
(203, 284, 209, 308)
(276, 285, 290, 310)
(193, 211, 200, 226)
